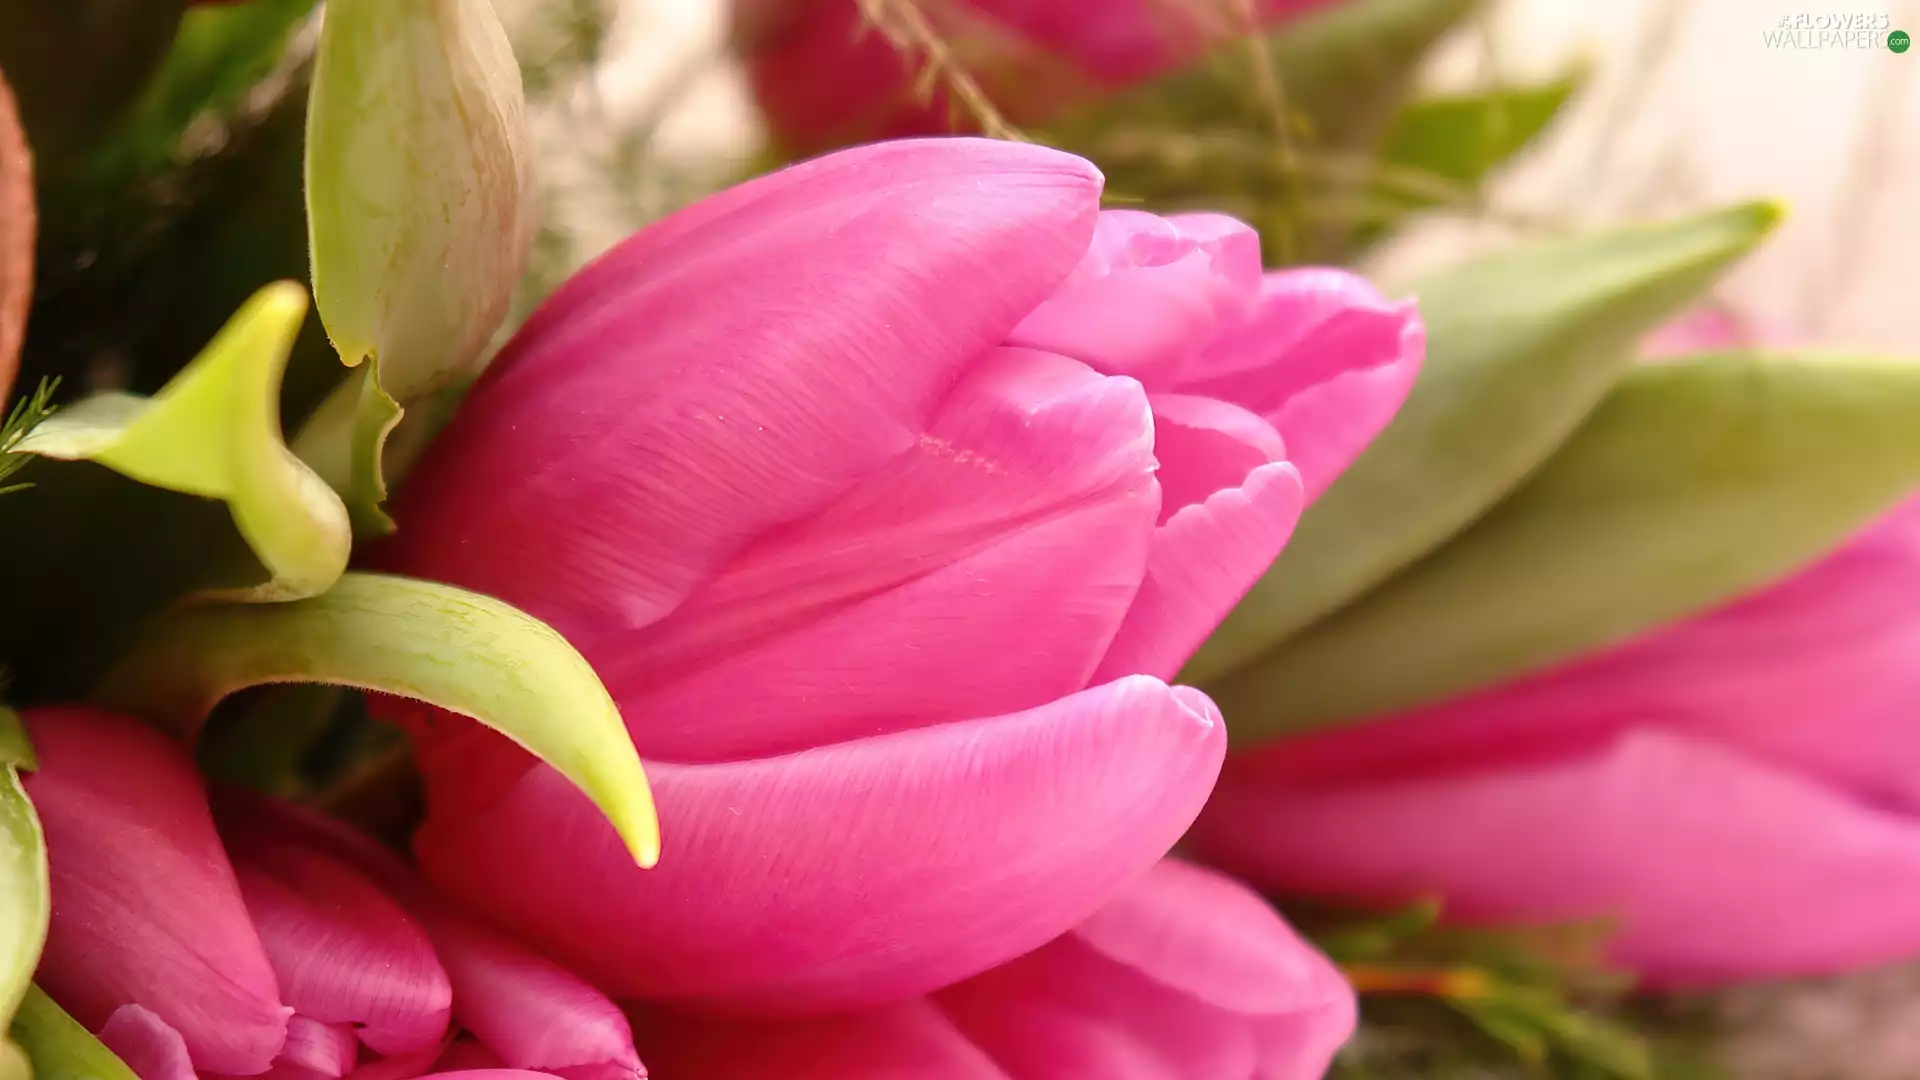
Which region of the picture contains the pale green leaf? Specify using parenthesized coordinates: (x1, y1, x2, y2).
(292, 360, 404, 537)
(0, 710, 47, 1035)
(1213, 351, 1920, 738)
(96, 572, 659, 867)
(9, 985, 139, 1080)
(1186, 202, 1781, 688)
(17, 282, 350, 602)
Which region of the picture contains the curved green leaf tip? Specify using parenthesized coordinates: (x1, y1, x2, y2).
(96, 572, 660, 868)
(18, 282, 352, 602)
(0, 710, 48, 1045)
(9, 985, 138, 1080)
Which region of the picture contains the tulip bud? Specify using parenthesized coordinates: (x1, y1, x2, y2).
(305, 0, 534, 403)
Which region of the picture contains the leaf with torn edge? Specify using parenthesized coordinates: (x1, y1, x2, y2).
(18, 282, 350, 602)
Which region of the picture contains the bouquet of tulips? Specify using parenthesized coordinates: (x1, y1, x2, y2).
(0, 1, 1915, 1078)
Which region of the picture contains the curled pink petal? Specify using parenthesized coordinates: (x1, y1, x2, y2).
(24, 709, 289, 1075)
(346, 1040, 453, 1080)
(1181, 269, 1424, 501)
(1195, 729, 1920, 985)
(415, 677, 1225, 1012)
(1096, 461, 1303, 682)
(1008, 211, 1262, 388)
(281, 1018, 361, 1077)
(100, 1006, 198, 1080)
(381, 138, 1104, 647)
(590, 346, 1157, 763)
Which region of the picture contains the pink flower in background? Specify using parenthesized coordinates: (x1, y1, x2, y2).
(23, 707, 642, 1080)
(733, 0, 1341, 154)
(377, 137, 1420, 1014)
(631, 859, 1355, 1079)
(1190, 493, 1920, 985)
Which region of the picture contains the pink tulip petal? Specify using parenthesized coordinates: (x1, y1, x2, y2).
(24, 709, 289, 1076)
(231, 844, 451, 1055)
(409, 1073, 569, 1080)
(589, 346, 1157, 762)
(426, 909, 642, 1079)
(1144, 393, 1287, 522)
(1072, 859, 1350, 1018)
(1230, 495, 1920, 804)
(381, 139, 1103, 648)
(281, 1017, 361, 1077)
(1095, 461, 1303, 682)
(1008, 211, 1261, 389)
(415, 676, 1226, 1012)
(101, 1006, 198, 1080)
(1179, 269, 1423, 501)
(629, 1002, 1004, 1080)
(1195, 729, 1920, 985)
(938, 859, 1352, 1080)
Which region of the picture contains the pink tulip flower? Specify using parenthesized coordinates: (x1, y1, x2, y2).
(630, 858, 1354, 1079)
(1190, 492, 1920, 986)
(23, 707, 640, 1080)
(735, 0, 1341, 155)
(376, 137, 1420, 1014)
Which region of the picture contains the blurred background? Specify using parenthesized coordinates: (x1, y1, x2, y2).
(503, 0, 1920, 352)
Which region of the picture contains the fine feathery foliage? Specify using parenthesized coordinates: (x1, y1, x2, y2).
(0, 380, 58, 497)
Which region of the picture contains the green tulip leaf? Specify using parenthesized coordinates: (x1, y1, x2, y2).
(90, 0, 319, 189)
(17, 282, 350, 602)
(1186, 201, 1781, 686)
(1353, 72, 1582, 250)
(0, 710, 47, 1039)
(1214, 351, 1920, 740)
(9, 985, 139, 1080)
(96, 572, 659, 867)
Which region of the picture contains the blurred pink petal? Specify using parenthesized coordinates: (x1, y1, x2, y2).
(1227, 496, 1920, 806)
(24, 709, 289, 1076)
(229, 842, 451, 1056)
(631, 1001, 1005, 1080)
(1181, 269, 1424, 501)
(101, 1006, 197, 1080)
(587, 346, 1158, 763)
(1197, 729, 1920, 985)
(382, 138, 1103, 647)
(415, 677, 1225, 1012)
(1008, 211, 1261, 386)
(940, 861, 1352, 1080)
(738, 0, 1343, 152)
